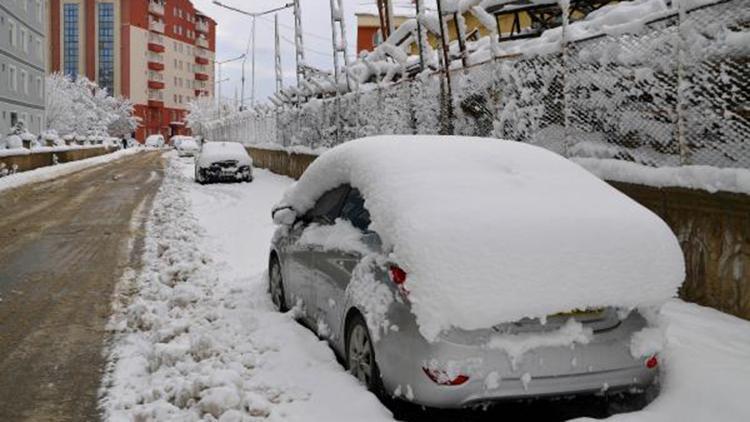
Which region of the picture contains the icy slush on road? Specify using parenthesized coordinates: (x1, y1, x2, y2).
(268, 135, 685, 408)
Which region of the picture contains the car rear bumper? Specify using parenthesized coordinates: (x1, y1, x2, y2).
(373, 310, 657, 408)
(198, 164, 252, 182)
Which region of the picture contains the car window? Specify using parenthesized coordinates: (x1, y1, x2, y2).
(305, 185, 349, 225)
(339, 188, 371, 232)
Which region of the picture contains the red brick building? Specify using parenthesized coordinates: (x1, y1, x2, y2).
(47, 0, 216, 142)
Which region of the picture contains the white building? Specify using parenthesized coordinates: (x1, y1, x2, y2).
(0, 0, 46, 136)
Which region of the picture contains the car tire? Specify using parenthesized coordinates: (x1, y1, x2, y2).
(346, 313, 384, 396)
(269, 256, 288, 312)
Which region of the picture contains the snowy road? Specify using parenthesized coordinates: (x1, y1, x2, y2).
(0, 151, 163, 421)
(101, 153, 750, 422)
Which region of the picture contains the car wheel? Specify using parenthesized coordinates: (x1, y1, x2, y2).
(269, 256, 288, 312)
(346, 313, 383, 395)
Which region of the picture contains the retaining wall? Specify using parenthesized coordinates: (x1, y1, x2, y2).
(247, 146, 750, 321)
(0, 147, 113, 174)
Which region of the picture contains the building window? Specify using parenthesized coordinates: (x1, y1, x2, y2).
(21, 70, 28, 94)
(9, 20, 16, 47)
(8, 65, 17, 91)
(98, 2, 115, 94)
(20, 28, 27, 52)
(63, 3, 79, 77)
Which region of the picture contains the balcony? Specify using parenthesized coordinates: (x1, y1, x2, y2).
(148, 32, 164, 45)
(196, 36, 209, 49)
(196, 20, 209, 33)
(147, 53, 164, 71)
(148, 80, 165, 89)
(195, 56, 209, 65)
(195, 73, 209, 81)
(148, 90, 164, 107)
(195, 89, 209, 97)
(148, 71, 163, 82)
(195, 48, 209, 59)
(148, 0, 164, 16)
(149, 17, 165, 33)
(148, 42, 165, 53)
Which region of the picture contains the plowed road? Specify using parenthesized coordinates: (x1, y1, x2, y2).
(0, 152, 163, 421)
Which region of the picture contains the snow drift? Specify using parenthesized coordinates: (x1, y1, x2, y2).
(277, 136, 685, 340)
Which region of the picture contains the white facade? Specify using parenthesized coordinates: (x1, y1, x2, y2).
(0, 0, 46, 136)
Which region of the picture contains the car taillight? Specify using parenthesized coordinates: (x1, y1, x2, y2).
(389, 266, 407, 285)
(645, 355, 658, 369)
(422, 368, 470, 386)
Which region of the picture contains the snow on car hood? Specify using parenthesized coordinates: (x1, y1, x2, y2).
(277, 136, 685, 341)
(197, 142, 253, 167)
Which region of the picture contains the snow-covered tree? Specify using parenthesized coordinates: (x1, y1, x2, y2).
(45, 73, 137, 139)
(186, 95, 222, 136)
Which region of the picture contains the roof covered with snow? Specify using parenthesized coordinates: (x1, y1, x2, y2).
(198, 142, 252, 166)
(278, 136, 685, 340)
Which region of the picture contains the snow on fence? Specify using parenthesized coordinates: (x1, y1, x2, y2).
(202, 0, 749, 169)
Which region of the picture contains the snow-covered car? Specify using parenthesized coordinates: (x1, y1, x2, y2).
(145, 134, 165, 148)
(269, 136, 684, 408)
(176, 138, 200, 157)
(194, 142, 253, 184)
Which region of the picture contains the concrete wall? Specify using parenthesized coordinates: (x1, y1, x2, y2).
(0, 147, 111, 174)
(246, 146, 750, 321)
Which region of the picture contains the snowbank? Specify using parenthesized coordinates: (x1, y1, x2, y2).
(277, 136, 685, 340)
(102, 156, 393, 421)
(582, 300, 750, 422)
(0, 148, 142, 193)
(574, 158, 750, 194)
(0, 144, 106, 157)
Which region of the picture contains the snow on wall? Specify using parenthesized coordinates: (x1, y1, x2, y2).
(202, 0, 749, 170)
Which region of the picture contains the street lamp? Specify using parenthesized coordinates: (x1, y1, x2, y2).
(212, 1, 294, 110)
(215, 54, 245, 113)
(214, 55, 243, 118)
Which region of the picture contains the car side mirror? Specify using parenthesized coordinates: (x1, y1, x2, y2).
(272, 206, 297, 226)
(361, 231, 383, 252)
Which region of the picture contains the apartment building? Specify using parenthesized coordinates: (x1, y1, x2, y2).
(0, 0, 46, 136)
(47, 0, 216, 141)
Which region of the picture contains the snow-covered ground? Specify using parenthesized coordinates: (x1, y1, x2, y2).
(101, 153, 750, 421)
(101, 154, 392, 421)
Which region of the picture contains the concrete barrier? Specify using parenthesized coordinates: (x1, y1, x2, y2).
(0, 147, 113, 175)
(246, 145, 750, 321)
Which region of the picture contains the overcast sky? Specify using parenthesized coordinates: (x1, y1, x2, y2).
(192, 0, 366, 108)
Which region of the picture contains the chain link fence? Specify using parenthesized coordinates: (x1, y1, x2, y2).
(202, 0, 749, 168)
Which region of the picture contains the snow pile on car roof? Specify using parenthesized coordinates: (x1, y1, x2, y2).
(198, 142, 252, 165)
(277, 136, 685, 341)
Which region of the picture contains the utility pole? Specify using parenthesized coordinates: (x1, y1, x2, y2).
(293, 0, 305, 90)
(376, 0, 392, 41)
(435, 0, 453, 134)
(436, 0, 452, 92)
(329, 0, 350, 91)
(415, 0, 426, 71)
(274, 14, 283, 94)
(212, 1, 293, 107)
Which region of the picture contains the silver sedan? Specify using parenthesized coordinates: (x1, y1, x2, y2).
(268, 184, 658, 409)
